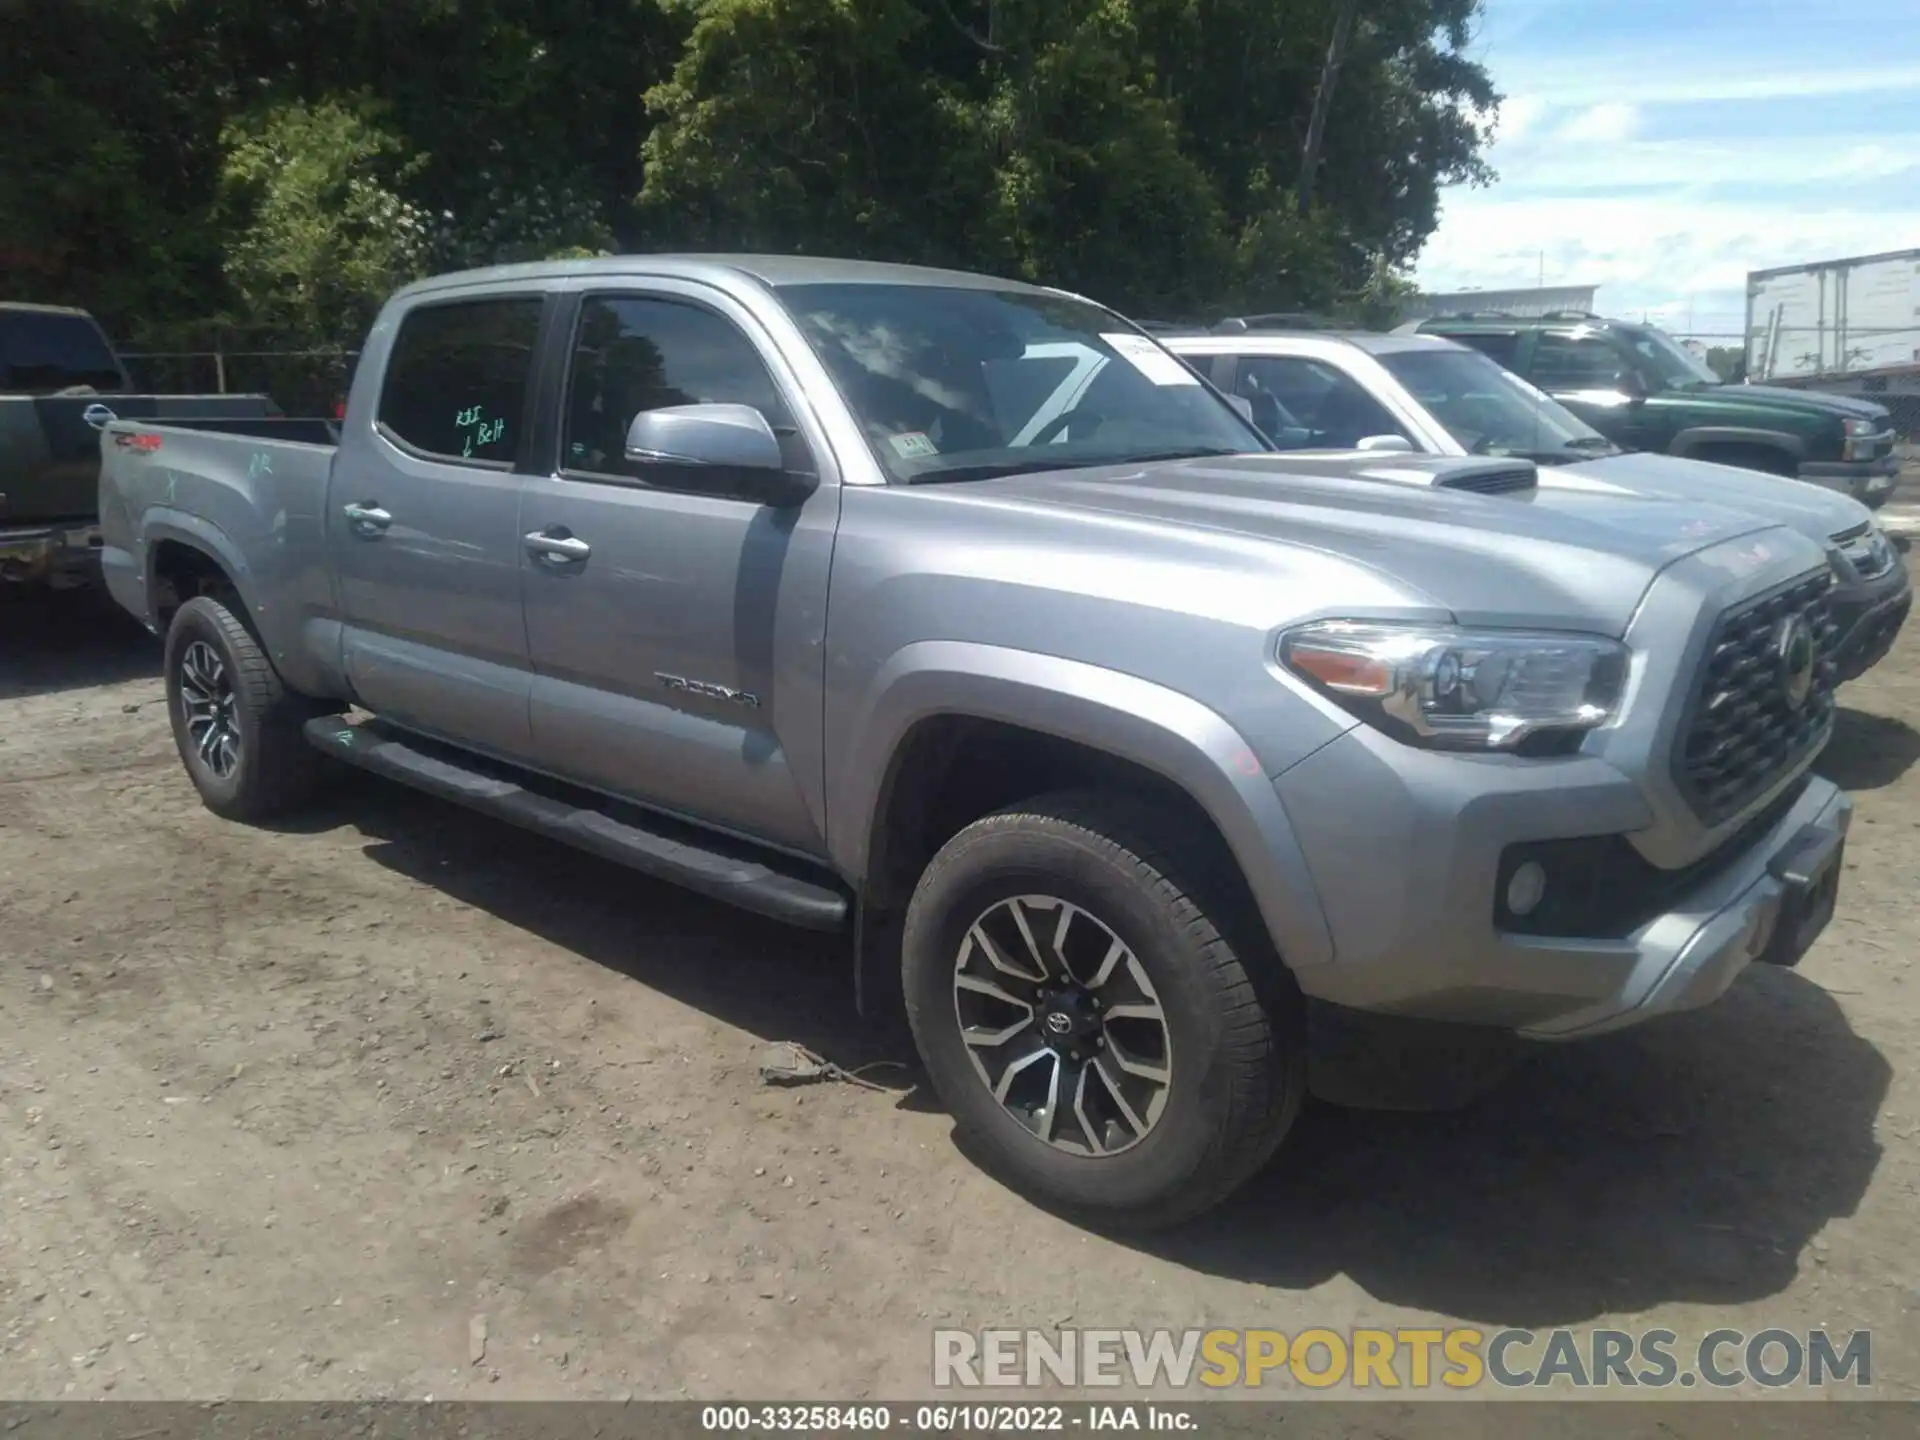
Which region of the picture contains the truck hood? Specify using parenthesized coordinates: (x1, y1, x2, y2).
(1537, 450, 1869, 543)
(967, 453, 1814, 637)
(1689, 382, 1888, 425)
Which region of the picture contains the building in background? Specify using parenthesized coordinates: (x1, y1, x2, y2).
(1398, 283, 1599, 323)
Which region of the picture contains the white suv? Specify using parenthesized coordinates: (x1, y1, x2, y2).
(1154, 322, 1910, 682)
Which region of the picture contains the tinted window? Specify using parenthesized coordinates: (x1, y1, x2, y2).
(563, 296, 793, 477)
(378, 297, 543, 463)
(1, 310, 125, 393)
(1447, 331, 1521, 367)
(1233, 356, 1409, 449)
(1530, 332, 1630, 390)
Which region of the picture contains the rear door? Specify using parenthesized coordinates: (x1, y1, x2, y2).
(517, 283, 840, 855)
(329, 291, 548, 758)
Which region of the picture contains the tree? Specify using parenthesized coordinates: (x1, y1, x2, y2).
(0, 0, 1497, 342)
(219, 98, 431, 347)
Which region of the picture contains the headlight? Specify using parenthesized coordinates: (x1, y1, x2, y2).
(1279, 621, 1629, 751)
(1842, 417, 1883, 460)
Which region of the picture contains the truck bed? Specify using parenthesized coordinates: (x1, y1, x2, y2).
(98, 418, 340, 635)
(2, 391, 286, 526)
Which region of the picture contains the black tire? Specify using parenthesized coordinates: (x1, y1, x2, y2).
(163, 595, 325, 822)
(901, 790, 1304, 1230)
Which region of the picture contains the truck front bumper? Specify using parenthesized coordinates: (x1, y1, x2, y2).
(1800, 453, 1900, 509)
(1273, 728, 1851, 1041)
(1829, 564, 1912, 683)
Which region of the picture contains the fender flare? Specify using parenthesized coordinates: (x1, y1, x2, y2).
(141, 509, 264, 625)
(1669, 426, 1805, 465)
(831, 640, 1336, 970)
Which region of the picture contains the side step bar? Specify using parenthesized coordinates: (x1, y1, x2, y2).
(303, 717, 850, 932)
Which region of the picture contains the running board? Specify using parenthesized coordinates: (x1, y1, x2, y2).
(303, 717, 850, 931)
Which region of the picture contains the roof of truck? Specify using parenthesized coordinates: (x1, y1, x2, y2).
(393, 254, 1068, 302)
(0, 302, 96, 317)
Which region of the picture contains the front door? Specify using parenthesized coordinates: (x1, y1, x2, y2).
(329, 293, 546, 758)
(518, 286, 839, 855)
(1527, 330, 1660, 450)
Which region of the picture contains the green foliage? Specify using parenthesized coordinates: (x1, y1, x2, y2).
(219, 99, 430, 346)
(0, 0, 1497, 345)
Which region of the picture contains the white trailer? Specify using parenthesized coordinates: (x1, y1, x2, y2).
(1747, 248, 1920, 383)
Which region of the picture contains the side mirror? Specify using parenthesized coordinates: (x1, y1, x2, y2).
(1356, 434, 1415, 454)
(1618, 371, 1650, 404)
(1225, 395, 1256, 424)
(624, 403, 815, 505)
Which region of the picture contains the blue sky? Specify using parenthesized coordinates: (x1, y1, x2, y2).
(1414, 0, 1920, 339)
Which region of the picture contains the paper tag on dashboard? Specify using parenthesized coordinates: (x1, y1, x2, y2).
(1101, 333, 1200, 386)
(888, 431, 940, 459)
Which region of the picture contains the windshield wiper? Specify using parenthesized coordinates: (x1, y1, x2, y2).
(1562, 435, 1618, 450)
(902, 447, 1241, 485)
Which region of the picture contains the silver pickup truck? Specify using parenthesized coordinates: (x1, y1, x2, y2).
(99, 257, 1853, 1228)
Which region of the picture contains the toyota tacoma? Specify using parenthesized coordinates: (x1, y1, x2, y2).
(98, 258, 1853, 1228)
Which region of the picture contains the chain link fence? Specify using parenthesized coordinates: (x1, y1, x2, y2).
(117, 348, 359, 417)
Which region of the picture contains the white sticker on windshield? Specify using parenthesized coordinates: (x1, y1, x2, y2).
(1101, 333, 1201, 386)
(888, 431, 940, 459)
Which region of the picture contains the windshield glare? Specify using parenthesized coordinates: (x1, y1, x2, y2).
(1379, 347, 1611, 459)
(776, 283, 1269, 481)
(1625, 326, 1721, 388)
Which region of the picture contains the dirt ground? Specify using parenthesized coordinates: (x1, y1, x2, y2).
(3, 574, 1919, 1405)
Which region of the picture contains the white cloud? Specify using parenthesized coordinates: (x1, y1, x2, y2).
(1415, 193, 1920, 330)
(1556, 101, 1638, 144)
(1493, 94, 1548, 144)
(1486, 60, 1920, 109)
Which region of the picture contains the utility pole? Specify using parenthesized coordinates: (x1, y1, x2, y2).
(1298, 0, 1360, 214)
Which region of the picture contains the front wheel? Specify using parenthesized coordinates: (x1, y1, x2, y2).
(901, 792, 1304, 1230)
(164, 595, 326, 822)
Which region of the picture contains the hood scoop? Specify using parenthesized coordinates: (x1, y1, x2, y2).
(1249, 453, 1539, 495)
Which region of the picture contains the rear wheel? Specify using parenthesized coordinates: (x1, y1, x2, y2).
(164, 595, 326, 822)
(902, 791, 1304, 1230)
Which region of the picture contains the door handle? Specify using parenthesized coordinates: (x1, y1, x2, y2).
(525, 530, 591, 563)
(342, 502, 392, 535)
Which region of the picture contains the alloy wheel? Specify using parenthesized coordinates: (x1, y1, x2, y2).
(951, 895, 1173, 1156)
(179, 640, 241, 779)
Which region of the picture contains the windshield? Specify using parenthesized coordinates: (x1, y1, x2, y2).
(775, 283, 1269, 482)
(1622, 325, 1720, 389)
(1378, 346, 1619, 461)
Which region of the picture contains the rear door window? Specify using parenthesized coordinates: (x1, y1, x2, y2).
(1446, 331, 1522, 367)
(377, 297, 545, 465)
(1, 310, 125, 393)
(1529, 332, 1631, 390)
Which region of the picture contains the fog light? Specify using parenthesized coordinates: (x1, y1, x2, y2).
(1506, 860, 1548, 918)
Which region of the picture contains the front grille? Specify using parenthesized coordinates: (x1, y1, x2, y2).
(1832, 522, 1897, 581)
(1673, 569, 1837, 826)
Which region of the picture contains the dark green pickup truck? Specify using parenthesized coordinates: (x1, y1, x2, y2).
(1416, 311, 1901, 509)
(2, 303, 281, 589)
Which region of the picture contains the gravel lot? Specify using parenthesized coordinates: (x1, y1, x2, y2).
(3, 572, 1919, 1404)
